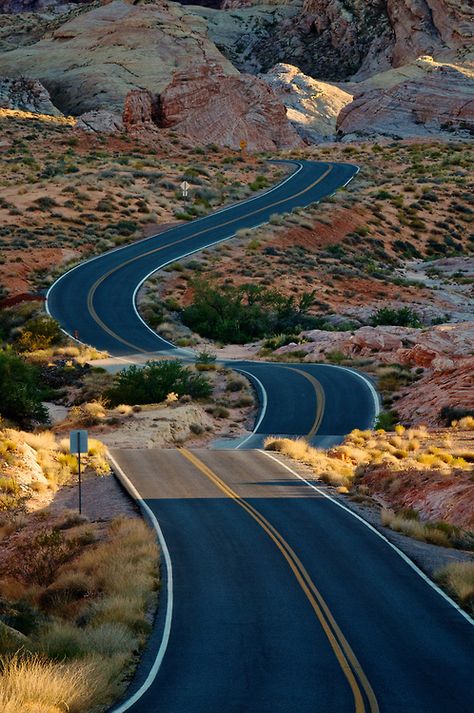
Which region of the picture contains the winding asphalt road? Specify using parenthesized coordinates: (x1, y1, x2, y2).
(108, 448, 474, 713)
(47, 161, 473, 711)
(47, 160, 378, 447)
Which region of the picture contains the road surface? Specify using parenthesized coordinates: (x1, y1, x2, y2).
(109, 448, 474, 713)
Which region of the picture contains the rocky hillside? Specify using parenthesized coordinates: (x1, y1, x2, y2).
(0, 0, 472, 144)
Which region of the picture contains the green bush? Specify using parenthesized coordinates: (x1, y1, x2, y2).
(15, 315, 63, 352)
(370, 307, 422, 328)
(182, 280, 317, 344)
(106, 360, 212, 406)
(0, 348, 48, 425)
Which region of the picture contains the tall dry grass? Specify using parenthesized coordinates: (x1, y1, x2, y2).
(435, 561, 474, 615)
(1, 517, 159, 712)
(264, 424, 472, 487)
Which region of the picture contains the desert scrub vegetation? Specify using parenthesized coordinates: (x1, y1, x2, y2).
(0, 427, 109, 511)
(181, 280, 320, 344)
(0, 112, 285, 295)
(381, 509, 473, 550)
(105, 359, 212, 406)
(435, 562, 474, 616)
(265, 424, 474, 548)
(0, 516, 159, 712)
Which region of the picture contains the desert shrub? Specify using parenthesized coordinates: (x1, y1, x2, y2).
(189, 423, 204, 435)
(0, 349, 48, 425)
(14, 316, 63, 353)
(182, 280, 317, 344)
(12, 529, 82, 587)
(435, 562, 474, 614)
(370, 307, 422, 328)
(374, 411, 398, 430)
(106, 360, 212, 406)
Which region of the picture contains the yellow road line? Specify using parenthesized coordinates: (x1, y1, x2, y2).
(179, 448, 379, 713)
(86, 165, 333, 352)
(282, 367, 326, 439)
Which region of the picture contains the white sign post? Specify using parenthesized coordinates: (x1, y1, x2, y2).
(69, 430, 88, 514)
(180, 180, 190, 201)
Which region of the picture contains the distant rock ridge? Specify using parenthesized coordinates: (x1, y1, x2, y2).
(337, 59, 474, 139)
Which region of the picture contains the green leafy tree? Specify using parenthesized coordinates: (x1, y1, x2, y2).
(0, 348, 48, 425)
(106, 360, 212, 406)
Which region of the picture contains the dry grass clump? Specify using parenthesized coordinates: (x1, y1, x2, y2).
(380, 509, 453, 547)
(0, 653, 101, 713)
(0, 517, 159, 712)
(264, 437, 354, 486)
(435, 562, 474, 615)
(265, 423, 473, 488)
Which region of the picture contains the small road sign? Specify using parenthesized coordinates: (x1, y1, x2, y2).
(70, 430, 88, 514)
(180, 180, 190, 199)
(70, 430, 88, 454)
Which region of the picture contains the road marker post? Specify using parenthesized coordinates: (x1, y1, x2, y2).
(69, 430, 88, 514)
(180, 180, 190, 203)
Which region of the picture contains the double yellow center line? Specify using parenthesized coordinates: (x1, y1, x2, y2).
(179, 448, 379, 713)
(85, 165, 334, 353)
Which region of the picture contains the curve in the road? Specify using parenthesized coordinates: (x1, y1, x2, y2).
(47, 159, 378, 446)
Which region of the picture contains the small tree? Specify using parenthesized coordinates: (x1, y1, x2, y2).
(106, 360, 212, 406)
(0, 348, 48, 425)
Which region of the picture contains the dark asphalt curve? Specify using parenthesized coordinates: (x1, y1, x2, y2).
(109, 448, 474, 713)
(47, 161, 356, 356)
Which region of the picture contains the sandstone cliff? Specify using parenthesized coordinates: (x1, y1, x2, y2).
(337, 57, 474, 139)
(259, 63, 353, 141)
(155, 63, 302, 150)
(0, 0, 238, 114)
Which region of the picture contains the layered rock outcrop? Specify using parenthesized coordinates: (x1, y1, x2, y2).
(337, 59, 474, 139)
(0, 0, 91, 12)
(155, 63, 302, 150)
(259, 63, 353, 141)
(0, 75, 61, 114)
(0, 0, 238, 114)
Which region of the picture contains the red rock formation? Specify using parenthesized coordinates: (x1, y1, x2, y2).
(155, 63, 302, 151)
(122, 89, 158, 127)
(360, 463, 474, 528)
(396, 357, 474, 427)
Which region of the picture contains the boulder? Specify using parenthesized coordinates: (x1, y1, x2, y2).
(0, 75, 62, 115)
(258, 63, 353, 141)
(76, 109, 123, 133)
(122, 89, 158, 127)
(156, 63, 302, 151)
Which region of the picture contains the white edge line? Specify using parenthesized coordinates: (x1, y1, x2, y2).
(44, 160, 304, 341)
(107, 451, 174, 713)
(260, 449, 474, 627)
(131, 161, 359, 353)
(232, 369, 268, 449)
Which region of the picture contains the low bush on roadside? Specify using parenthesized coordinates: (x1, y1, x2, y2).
(435, 562, 474, 615)
(370, 307, 422, 328)
(380, 509, 473, 550)
(106, 360, 212, 406)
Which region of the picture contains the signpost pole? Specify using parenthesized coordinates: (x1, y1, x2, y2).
(77, 431, 82, 515)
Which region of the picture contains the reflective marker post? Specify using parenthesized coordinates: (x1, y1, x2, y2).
(70, 430, 88, 515)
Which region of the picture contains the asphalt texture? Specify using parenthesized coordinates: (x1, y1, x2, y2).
(110, 449, 474, 713)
